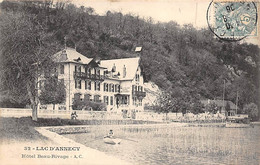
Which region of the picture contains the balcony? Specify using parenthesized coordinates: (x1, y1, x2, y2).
(132, 91, 146, 98)
(74, 72, 105, 81)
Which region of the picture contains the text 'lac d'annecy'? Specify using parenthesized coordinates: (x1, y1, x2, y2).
(35, 146, 80, 151)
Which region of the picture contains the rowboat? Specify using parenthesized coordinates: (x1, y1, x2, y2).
(103, 136, 122, 144)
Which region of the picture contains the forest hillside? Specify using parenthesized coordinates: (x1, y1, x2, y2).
(0, 1, 259, 117)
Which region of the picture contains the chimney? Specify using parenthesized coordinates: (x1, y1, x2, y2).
(123, 65, 126, 78)
(112, 63, 116, 72)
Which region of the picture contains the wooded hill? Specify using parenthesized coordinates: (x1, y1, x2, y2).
(0, 1, 259, 117)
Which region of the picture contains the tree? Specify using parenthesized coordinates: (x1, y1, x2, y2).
(191, 99, 204, 114)
(0, 8, 62, 121)
(39, 77, 66, 110)
(205, 102, 219, 114)
(242, 103, 258, 121)
(156, 91, 174, 119)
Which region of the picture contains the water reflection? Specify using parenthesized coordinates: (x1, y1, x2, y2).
(64, 125, 259, 165)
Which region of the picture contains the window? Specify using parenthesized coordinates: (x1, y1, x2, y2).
(115, 85, 117, 92)
(75, 65, 81, 73)
(75, 80, 81, 89)
(85, 81, 91, 90)
(88, 68, 91, 76)
(139, 99, 142, 106)
(103, 96, 109, 105)
(79, 80, 82, 89)
(96, 69, 100, 76)
(111, 84, 114, 92)
(118, 85, 120, 92)
(133, 97, 136, 105)
(106, 96, 109, 105)
(109, 84, 111, 92)
(106, 84, 109, 92)
(97, 82, 100, 91)
(60, 64, 64, 74)
(135, 86, 137, 91)
(136, 74, 140, 82)
(88, 81, 91, 90)
(95, 82, 100, 91)
(94, 95, 100, 102)
(85, 67, 88, 75)
(103, 83, 106, 92)
(140, 86, 143, 92)
(110, 96, 113, 105)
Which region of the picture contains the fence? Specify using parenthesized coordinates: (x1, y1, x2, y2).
(0, 108, 123, 120)
(0, 108, 227, 122)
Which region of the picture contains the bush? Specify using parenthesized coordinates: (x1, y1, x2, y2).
(72, 99, 85, 110)
(72, 99, 107, 111)
(86, 101, 106, 111)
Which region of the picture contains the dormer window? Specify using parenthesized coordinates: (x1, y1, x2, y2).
(136, 74, 139, 82)
(74, 57, 81, 62)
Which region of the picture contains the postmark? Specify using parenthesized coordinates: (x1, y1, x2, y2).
(207, 1, 258, 41)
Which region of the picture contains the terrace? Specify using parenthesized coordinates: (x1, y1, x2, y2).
(74, 72, 105, 81)
(132, 91, 146, 98)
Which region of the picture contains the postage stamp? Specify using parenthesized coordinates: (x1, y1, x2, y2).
(207, 1, 258, 41)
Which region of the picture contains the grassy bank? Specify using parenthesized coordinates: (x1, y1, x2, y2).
(0, 117, 160, 142)
(0, 117, 48, 142)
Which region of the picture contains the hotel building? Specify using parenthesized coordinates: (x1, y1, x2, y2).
(39, 47, 146, 113)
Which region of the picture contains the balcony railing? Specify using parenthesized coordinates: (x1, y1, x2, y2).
(74, 72, 105, 81)
(132, 91, 146, 98)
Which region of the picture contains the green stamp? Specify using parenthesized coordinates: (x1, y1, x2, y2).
(207, 1, 258, 41)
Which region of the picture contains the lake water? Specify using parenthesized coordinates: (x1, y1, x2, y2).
(64, 124, 259, 165)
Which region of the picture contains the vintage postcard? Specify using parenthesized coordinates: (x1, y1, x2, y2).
(0, 0, 259, 165)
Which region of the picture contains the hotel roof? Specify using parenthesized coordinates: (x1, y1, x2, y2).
(100, 57, 140, 80)
(53, 48, 140, 81)
(53, 47, 93, 64)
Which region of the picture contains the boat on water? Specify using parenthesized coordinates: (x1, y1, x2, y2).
(225, 116, 253, 128)
(225, 122, 252, 128)
(103, 136, 122, 144)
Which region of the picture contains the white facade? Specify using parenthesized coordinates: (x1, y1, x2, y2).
(39, 48, 146, 114)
